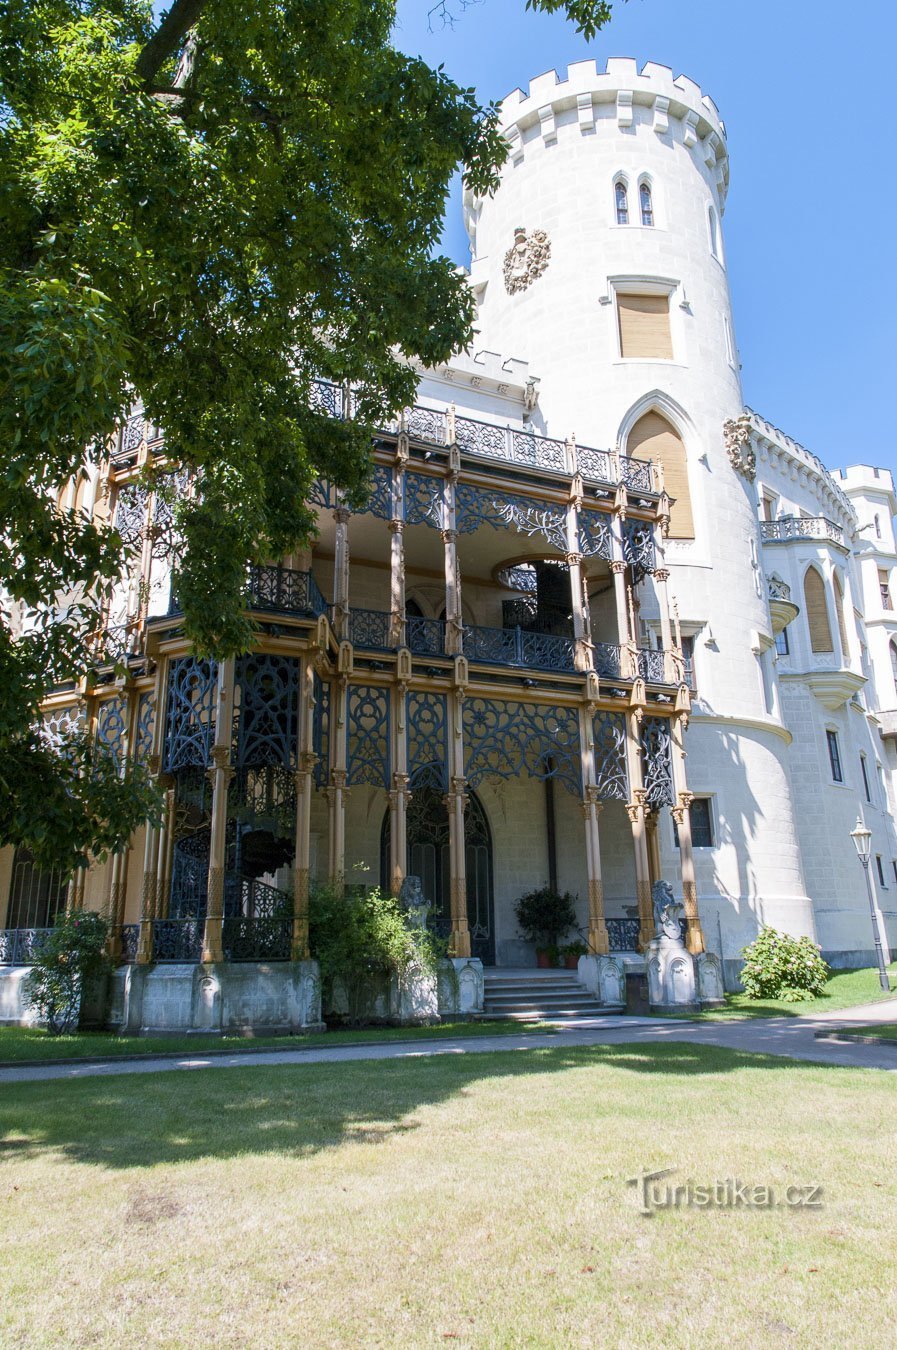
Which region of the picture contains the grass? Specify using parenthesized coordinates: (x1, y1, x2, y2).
(819, 1023, 897, 1043)
(0, 1018, 554, 1065)
(0, 1044, 895, 1346)
(687, 961, 897, 1021)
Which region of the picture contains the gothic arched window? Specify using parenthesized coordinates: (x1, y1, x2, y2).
(614, 179, 629, 225)
(804, 567, 834, 654)
(627, 411, 694, 540)
(708, 205, 720, 258)
(639, 181, 654, 226)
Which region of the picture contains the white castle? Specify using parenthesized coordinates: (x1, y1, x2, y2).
(1, 58, 894, 1029)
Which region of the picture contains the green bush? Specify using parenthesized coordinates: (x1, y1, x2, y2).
(514, 887, 578, 951)
(739, 925, 829, 1002)
(25, 911, 111, 1034)
(309, 885, 447, 1024)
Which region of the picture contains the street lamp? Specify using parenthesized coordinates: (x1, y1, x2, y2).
(850, 818, 891, 993)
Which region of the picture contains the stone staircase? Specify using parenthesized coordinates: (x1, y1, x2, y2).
(482, 968, 621, 1020)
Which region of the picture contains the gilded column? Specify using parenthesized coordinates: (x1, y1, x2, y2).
(624, 711, 653, 950)
(332, 504, 351, 640)
(446, 678, 471, 957)
(326, 674, 350, 889)
(653, 564, 680, 685)
(389, 520, 406, 649)
(389, 679, 410, 896)
(578, 703, 609, 953)
(670, 713, 705, 954)
(566, 498, 591, 672)
(154, 776, 176, 920)
(137, 660, 167, 964)
(645, 808, 662, 889)
(201, 658, 236, 964)
(442, 472, 463, 656)
(611, 513, 636, 678)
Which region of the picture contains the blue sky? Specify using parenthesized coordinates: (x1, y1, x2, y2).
(393, 0, 896, 476)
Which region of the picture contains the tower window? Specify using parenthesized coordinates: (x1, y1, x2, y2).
(672, 797, 714, 849)
(708, 205, 721, 259)
(875, 514, 882, 540)
(614, 180, 629, 225)
(775, 628, 789, 656)
(826, 730, 843, 783)
(861, 754, 871, 802)
(879, 568, 892, 610)
(617, 293, 673, 360)
(627, 410, 693, 539)
(804, 568, 833, 653)
(876, 855, 886, 887)
(639, 181, 654, 226)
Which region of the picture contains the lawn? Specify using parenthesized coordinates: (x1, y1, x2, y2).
(820, 1023, 897, 1043)
(0, 1018, 553, 1065)
(691, 961, 897, 1020)
(1, 1044, 895, 1346)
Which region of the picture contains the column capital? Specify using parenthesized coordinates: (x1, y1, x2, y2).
(298, 751, 318, 776)
(653, 568, 670, 583)
(388, 518, 405, 535)
(566, 552, 583, 569)
(610, 560, 627, 576)
(677, 789, 695, 811)
(333, 506, 351, 525)
(670, 805, 686, 825)
(330, 768, 348, 790)
(625, 800, 643, 825)
(441, 528, 458, 545)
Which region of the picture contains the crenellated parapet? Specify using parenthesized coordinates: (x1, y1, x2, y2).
(464, 57, 729, 232)
(744, 406, 857, 534)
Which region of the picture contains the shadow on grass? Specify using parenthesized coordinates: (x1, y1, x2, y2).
(0, 1042, 845, 1173)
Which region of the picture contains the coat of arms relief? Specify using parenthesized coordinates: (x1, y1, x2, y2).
(503, 226, 551, 294)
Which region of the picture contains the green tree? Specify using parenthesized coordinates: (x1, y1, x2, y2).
(0, 0, 620, 870)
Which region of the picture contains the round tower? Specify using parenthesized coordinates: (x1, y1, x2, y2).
(465, 58, 815, 959)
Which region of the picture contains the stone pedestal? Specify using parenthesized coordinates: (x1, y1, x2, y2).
(577, 954, 626, 1006)
(695, 951, 725, 1006)
(437, 958, 485, 1016)
(645, 935, 699, 1011)
(109, 961, 323, 1036)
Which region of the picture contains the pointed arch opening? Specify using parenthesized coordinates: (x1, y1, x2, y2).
(890, 639, 897, 697)
(803, 567, 833, 653)
(627, 410, 694, 540)
(833, 572, 850, 661)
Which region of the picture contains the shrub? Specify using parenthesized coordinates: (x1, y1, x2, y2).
(309, 885, 447, 1024)
(739, 925, 829, 1002)
(25, 910, 111, 1034)
(514, 887, 578, 951)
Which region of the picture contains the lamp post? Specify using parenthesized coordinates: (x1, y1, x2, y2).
(850, 818, 891, 993)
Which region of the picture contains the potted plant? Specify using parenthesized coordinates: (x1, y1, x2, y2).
(560, 939, 588, 970)
(514, 887, 578, 967)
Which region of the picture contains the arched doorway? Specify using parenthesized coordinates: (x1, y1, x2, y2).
(380, 784, 495, 964)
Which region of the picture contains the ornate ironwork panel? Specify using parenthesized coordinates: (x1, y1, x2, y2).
(0, 928, 53, 965)
(578, 509, 613, 560)
(246, 565, 327, 616)
(153, 918, 204, 962)
(463, 698, 582, 796)
(349, 608, 391, 650)
(135, 692, 155, 762)
(511, 429, 567, 473)
(42, 704, 84, 751)
(234, 654, 298, 770)
(406, 614, 445, 656)
(622, 519, 656, 580)
(309, 379, 341, 418)
(95, 695, 128, 771)
(607, 918, 641, 951)
(592, 711, 628, 802)
(229, 764, 297, 838)
(404, 470, 444, 528)
(455, 483, 567, 553)
(405, 405, 446, 444)
(366, 465, 394, 520)
(119, 924, 139, 963)
(640, 717, 675, 807)
(407, 691, 448, 790)
(637, 649, 667, 684)
(114, 481, 149, 552)
(576, 444, 613, 483)
(454, 415, 508, 461)
(308, 478, 337, 509)
(223, 879, 292, 961)
(593, 643, 624, 680)
(163, 657, 217, 772)
(169, 820, 210, 919)
(347, 685, 390, 788)
(462, 624, 576, 673)
(621, 456, 654, 494)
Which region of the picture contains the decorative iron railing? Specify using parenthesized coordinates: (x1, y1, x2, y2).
(607, 918, 641, 952)
(120, 924, 140, 963)
(0, 928, 53, 965)
(406, 614, 446, 657)
(620, 457, 654, 495)
(593, 643, 626, 680)
(223, 878, 293, 962)
(767, 575, 792, 602)
(759, 516, 844, 546)
(453, 415, 568, 474)
(348, 607, 392, 651)
(246, 565, 328, 617)
(153, 918, 204, 962)
(637, 649, 668, 684)
(462, 624, 577, 673)
(92, 624, 135, 666)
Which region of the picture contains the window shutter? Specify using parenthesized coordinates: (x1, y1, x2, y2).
(628, 412, 694, 539)
(617, 294, 673, 359)
(804, 569, 833, 652)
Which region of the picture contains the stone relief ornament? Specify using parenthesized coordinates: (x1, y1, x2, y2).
(722, 414, 757, 481)
(503, 226, 551, 295)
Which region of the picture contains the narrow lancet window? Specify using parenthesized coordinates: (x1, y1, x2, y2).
(615, 180, 629, 225)
(639, 181, 654, 226)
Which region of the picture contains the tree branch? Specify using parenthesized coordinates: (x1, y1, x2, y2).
(134, 0, 209, 86)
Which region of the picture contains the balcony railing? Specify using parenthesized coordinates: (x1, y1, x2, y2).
(223, 879, 293, 962)
(462, 624, 577, 673)
(348, 607, 392, 651)
(759, 516, 844, 546)
(406, 614, 446, 657)
(0, 928, 53, 965)
(170, 566, 328, 620)
(607, 918, 641, 952)
(153, 918, 204, 962)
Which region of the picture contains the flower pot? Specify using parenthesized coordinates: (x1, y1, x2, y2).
(536, 950, 553, 969)
(564, 955, 579, 969)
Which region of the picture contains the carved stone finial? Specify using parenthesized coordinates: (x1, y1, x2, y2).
(503, 227, 551, 295)
(722, 415, 757, 481)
